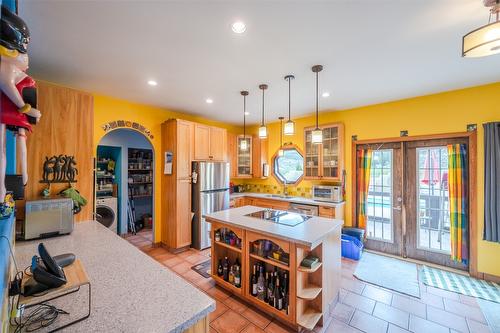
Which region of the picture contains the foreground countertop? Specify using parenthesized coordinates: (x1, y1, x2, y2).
(230, 192, 345, 208)
(204, 206, 343, 248)
(14, 221, 214, 333)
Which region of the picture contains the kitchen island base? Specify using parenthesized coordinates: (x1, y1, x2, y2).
(207, 214, 342, 331)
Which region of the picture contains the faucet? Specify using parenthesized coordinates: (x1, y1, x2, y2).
(283, 181, 288, 196)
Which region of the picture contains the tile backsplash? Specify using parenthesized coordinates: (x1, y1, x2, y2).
(240, 183, 312, 198)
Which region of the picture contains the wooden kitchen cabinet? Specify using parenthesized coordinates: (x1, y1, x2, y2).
(252, 135, 268, 179)
(304, 123, 344, 180)
(161, 119, 194, 251)
(194, 124, 227, 161)
(227, 132, 237, 178)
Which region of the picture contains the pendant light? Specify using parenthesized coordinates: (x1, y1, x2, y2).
(311, 65, 323, 144)
(278, 117, 285, 156)
(240, 90, 249, 151)
(258, 84, 268, 139)
(283, 75, 295, 136)
(463, 0, 500, 57)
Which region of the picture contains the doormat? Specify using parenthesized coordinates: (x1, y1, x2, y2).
(354, 252, 420, 298)
(192, 260, 211, 279)
(478, 298, 500, 333)
(420, 265, 500, 303)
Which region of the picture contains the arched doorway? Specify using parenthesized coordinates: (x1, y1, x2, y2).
(95, 128, 155, 243)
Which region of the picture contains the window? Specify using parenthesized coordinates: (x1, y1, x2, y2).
(273, 148, 304, 184)
(366, 149, 393, 241)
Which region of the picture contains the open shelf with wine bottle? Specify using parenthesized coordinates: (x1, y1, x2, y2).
(207, 218, 341, 331)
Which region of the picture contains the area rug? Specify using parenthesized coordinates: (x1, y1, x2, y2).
(420, 265, 500, 303)
(353, 252, 420, 298)
(192, 260, 211, 278)
(478, 298, 500, 333)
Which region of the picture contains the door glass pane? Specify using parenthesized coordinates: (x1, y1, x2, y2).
(366, 149, 393, 242)
(416, 147, 450, 253)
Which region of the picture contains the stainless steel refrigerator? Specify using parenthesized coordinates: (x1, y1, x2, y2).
(191, 161, 230, 250)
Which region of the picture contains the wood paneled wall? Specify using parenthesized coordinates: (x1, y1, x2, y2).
(16, 81, 94, 222)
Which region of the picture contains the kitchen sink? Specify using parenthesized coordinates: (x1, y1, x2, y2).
(265, 194, 295, 199)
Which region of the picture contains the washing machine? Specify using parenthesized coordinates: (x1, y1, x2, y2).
(96, 197, 118, 233)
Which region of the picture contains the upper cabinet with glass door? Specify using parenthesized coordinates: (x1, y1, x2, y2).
(304, 123, 344, 180)
(236, 135, 252, 177)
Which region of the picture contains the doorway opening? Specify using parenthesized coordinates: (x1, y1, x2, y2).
(95, 129, 154, 243)
(354, 133, 476, 273)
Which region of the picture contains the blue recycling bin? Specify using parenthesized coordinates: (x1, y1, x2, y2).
(341, 234, 364, 260)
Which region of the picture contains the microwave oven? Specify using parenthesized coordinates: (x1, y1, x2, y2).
(312, 185, 342, 203)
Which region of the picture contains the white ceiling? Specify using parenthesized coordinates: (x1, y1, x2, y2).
(20, 0, 500, 125)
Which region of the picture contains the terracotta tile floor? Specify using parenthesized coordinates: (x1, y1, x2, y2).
(125, 232, 493, 333)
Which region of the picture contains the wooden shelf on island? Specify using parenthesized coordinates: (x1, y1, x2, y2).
(297, 308, 322, 331)
(297, 285, 322, 300)
(212, 275, 242, 295)
(214, 241, 242, 253)
(297, 262, 322, 273)
(249, 253, 289, 271)
(246, 294, 290, 321)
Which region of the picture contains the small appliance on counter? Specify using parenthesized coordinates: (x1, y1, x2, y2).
(312, 185, 343, 203)
(23, 198, 74, 240)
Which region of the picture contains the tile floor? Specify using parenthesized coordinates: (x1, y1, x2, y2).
(124, 230, 493, 333)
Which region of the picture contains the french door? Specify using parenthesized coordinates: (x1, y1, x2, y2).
(405, 138, 468, 270)
(357, 137, 469, 271)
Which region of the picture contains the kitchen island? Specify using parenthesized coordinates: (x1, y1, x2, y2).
(204, 206, 343, 331)
(13, 221, 214, 333)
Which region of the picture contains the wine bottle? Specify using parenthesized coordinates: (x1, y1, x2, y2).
(267, 271, 274, 306)
(229, 265, 235, 284)
(234, 266, 241, 288)
(283, 272, 289, 314)
(257, 266, 266, 300)
(251, 265, 258, 296)
(217, 259, 223, 277)
(223, 256, 229, 281)
(274, 276, 283, 310)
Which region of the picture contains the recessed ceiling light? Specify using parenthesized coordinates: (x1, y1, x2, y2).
(147, 80, 157, 86)
(206, 98, 213, 104)
(244, 111, 250, 116)
(231, 21, 246, 34)
(322, 92, 330, 98)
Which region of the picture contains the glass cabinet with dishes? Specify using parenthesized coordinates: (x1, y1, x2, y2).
(237, 135, 253, 177)
(304, 123, 344, 180)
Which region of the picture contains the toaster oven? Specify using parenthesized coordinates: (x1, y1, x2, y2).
(312, 185, 342, 203)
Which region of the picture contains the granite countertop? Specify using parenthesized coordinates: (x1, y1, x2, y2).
(13, 221, 214, 333)
(230, 192, 345, 208)
(204, 206, 343, 248)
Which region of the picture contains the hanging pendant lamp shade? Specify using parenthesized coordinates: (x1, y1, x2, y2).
(463, 0, 500, 57)
(278, 117, 285, 156)
(258, 84, 268, 139)
(284, 75, 295, 136)
(240, 90, 249, 151)
(311, 65, 323, 144)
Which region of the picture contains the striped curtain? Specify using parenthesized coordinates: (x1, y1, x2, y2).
(357, 149, 373, 229)
(447, 144, 468, 264)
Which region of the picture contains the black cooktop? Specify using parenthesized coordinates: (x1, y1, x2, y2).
(245, 209, 311, 227)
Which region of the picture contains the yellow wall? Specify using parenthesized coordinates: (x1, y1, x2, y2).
(239, 82, 500, 277)
(93, 94, 242, 244)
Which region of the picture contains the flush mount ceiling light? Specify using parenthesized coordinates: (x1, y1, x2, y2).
(258, 84, 268, 139)
(147, 80, 158, 86)
(278, 116, 285, 156)
(231, 21, 246, 34)
(205, 98, 214, 104)
(240, 91, 249, 151)
(311, 65, 324, 145)
(463, 0, 500, 57)
(322, 92, 330, 98)
(283, 75, 295, 136)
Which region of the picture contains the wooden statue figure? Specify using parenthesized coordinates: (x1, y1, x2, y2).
(0, 5, 41, 206)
